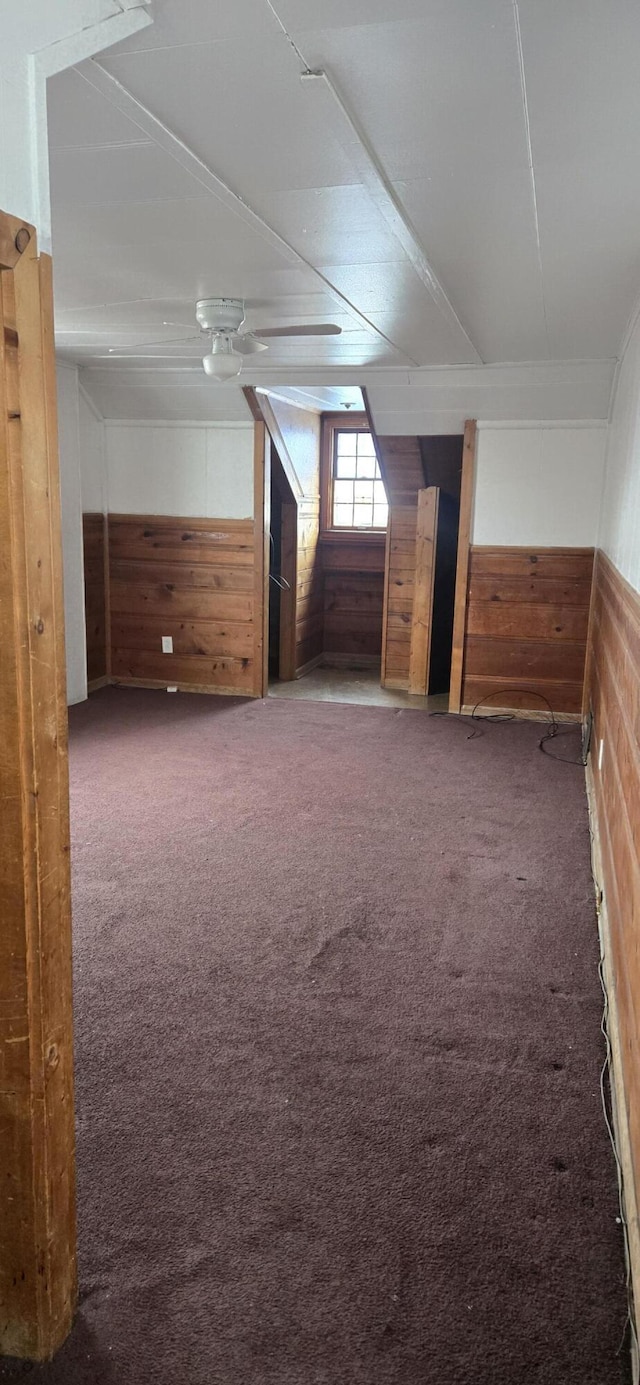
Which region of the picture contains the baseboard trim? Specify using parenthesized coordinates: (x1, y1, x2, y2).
(461, 703, 581, 724)
(294, 654, 323, 680)
(87, 675, 108, 694)
(586, 759, 640, 1385)
(109, 677, 253, 699)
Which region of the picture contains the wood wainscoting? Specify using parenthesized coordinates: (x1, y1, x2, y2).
(82, 512, 107, 687)
(381, 507, 419, 688)
(108, 514, 260, 696)
(295, 498, 323, 674)
(460, 546, 594, 714)
(585, 551, 640, 1316)
(321, 533, 386, 665)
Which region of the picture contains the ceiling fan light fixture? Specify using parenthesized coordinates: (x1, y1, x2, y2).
(202, 334, 243, 381)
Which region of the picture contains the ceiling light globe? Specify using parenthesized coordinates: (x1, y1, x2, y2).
(202, 335, 243, 381)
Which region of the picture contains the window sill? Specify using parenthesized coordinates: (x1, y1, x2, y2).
(320, 529, 387, 544)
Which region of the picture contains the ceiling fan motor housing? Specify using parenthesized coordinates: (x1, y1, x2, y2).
(196, 298, 245, 334)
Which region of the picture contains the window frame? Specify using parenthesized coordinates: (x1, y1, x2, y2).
(320, 413, 388, 538)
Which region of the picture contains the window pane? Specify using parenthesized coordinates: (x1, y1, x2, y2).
(373, 503, 389, 528)
(334, 478, 354, 505)
(356, 453, 376, 479)
(357, 432, 375, 456)
(354, 480, 374, 504)
(373, 479, 387, 505)
(353, 503, 373, 526)
(336, 431, 357, 455)
(333, 503, 354, 527)
(335, 455, 357, 479)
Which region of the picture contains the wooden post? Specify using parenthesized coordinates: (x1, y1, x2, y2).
(0, 213, 77, 1359)
(448, 418, 477, 714)
(253, 419, 270, 696)
(408, 487, 439, 696)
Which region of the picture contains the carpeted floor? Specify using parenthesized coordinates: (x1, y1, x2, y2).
(1, 687, 630, 1385)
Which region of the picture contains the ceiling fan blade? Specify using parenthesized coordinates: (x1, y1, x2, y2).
(250, 323, 342, 339)
(233, 334, 269, 355)
(107, 334, 201, 353)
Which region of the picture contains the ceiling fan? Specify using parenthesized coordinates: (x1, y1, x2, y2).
(106, 298, 342, 381)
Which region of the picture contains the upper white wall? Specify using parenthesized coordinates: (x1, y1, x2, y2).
(79, 388, 106, 512)
(56, 362, 87, 705)
(105, 422, 255, 519)
(472, 425, 607, 548)
(597, 314, 640, 594)
(0, 2, 151, 249)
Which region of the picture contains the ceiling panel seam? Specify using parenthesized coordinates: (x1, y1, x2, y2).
(73, 59, 421, 367)
(512, 0, 551, 359)
(260, 0, 482, 364)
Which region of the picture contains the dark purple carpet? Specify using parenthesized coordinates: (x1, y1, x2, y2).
(1, 688, 630, 1384)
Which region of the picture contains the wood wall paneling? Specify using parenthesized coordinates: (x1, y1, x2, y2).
(461, 546, 594, 714)
(82, 512, 107, 686)
(296, 498, 323, 673)
(586, 552, 640, 1330)
(408, 488, 439, 695)
(108, 515, 257, 695)
(0, 222, 76, 1358)
(381, 507, 418, 688)
(321, 534, 385, 664)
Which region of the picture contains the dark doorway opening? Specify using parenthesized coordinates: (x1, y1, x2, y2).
(419, 434, 464, 696)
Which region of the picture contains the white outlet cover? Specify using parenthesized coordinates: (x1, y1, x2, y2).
(162, 635, 173, 653)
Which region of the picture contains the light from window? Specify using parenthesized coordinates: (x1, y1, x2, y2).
(332, 430, 388, 529)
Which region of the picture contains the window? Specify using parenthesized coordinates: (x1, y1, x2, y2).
(330, 428, 388, 530)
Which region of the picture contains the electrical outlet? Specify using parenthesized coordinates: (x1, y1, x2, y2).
(162, 635, 173, 654)
(598, 737, 605, 771)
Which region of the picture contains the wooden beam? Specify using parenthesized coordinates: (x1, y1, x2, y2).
(253, 420, 269, 697)
(448, 419, 477, 714)
(408, 487, 439, 696)
(0, 219, 77, 1359)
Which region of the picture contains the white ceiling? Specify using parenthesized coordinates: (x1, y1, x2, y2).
(46, 0, 640, 420)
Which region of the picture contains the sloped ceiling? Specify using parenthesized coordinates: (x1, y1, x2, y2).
(47, 0, 640, 422)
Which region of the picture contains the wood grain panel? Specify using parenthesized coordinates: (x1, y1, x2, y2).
(82, 513, 106, 686)
(585, 552, 640, 1311)
(295, 497, 322, 673)
(381, 506, 417, 688)
(460, 546, 594, 714)
(321, 535, 385, 662)
(376, 436, 424, 506)
(108, 515, 257, 695)
(0, 234, 76, 1357)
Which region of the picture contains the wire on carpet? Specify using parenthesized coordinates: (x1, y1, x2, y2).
(431, 688, 588, 765)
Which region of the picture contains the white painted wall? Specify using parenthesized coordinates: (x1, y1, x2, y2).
(472, 424, 607, 547)
(105, 422, 255, 519)
(0, 3, 151, 249)
(79, 389, 106, 512)
(597, 315, 640, 594)
(56, 363, 88, 705)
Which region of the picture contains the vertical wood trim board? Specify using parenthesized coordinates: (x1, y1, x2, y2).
(82, 512, 107, 685)
(108, 514, 258, 695)
(0, 222, 77, 1359)
(382, 506, 419, 689)
(461, 545, 594, 714)
(254, 420, 268, 697)
(585, 551, 640, 1365)
(408, 487, 439, 696)
(448, 417, 476, 713)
